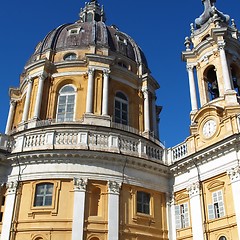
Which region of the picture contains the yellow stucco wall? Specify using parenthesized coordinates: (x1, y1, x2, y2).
(120, 184, 168, 240)
(14, 179, 74, 240)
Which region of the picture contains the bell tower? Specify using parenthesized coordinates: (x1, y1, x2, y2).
(182, 0, 240, 152)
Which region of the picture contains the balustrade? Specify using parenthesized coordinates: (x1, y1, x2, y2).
(171, 142, 188, 162)
(10, 128, 163, 162)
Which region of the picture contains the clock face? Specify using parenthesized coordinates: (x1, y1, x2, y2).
(202, 119, 217, 138)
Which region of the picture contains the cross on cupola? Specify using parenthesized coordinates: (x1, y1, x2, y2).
(79, 0, 106, 23)
(195, 0, 229, 29)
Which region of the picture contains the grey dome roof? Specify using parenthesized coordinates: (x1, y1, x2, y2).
(26, 1, 148, 69)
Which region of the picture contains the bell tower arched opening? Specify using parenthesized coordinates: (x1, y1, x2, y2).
(230, 64, 240, 96)
(204, 66, 219, 101)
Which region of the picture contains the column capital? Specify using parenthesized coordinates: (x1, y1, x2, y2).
(166, 192, 174, 206)
(6, 181, 18, 194)
(26, 76, 33, 84)
(10, 99, 17, 106)
(142, 87, 149, 94)
(73, 177, 88, 191)
(186, 64, 195, 71)
(108, 181, 121, 194)
(88, 68, 95, 75)
(227, 166, 240, 183)
(187, 182, 200, 198)
(218, 41, 226, 50)
(103, 69, 111, 76)
(38, 72, 48, 81)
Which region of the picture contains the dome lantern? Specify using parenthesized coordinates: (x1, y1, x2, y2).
(79, 0, 106, 23)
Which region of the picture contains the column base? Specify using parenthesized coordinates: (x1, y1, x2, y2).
(224, 90, 238, 106)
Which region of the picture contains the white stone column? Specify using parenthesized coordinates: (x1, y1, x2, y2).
(187, 182, 204, 240)
(86, 68, 95, 114)
(108, 181, 121, 240)
(151, 94, 158, 136)
(5, 100, 16, 134)
(143, 89, 150, 132)
(1, 181, 18, 240)
(166, 193, 176, 240)
(187, 65, 198, 112)
(72, 178, 88, 240)
(22, 78, 33, 122)
(228, 166, 240, 238)
(218, 42, 232, 91)
(33, 74, 47, 120)
(102, 69, 110, 115)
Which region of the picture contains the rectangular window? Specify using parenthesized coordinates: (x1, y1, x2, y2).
(175, 203, 190, 229)
(137, 191, 150, 214)
(208, 190, 225, 220)
(34, 183, 53, 207)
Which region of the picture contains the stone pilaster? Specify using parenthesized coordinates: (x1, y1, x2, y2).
(1, 181, 18, 240)
(108, 181, 121, 240)
(187, 182, 204, 240)
(166, 193, 176, 240)
(227, 166, 240, 238)
(72, 178, 88, 240)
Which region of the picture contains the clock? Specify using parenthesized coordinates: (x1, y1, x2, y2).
(202, 119, 217, 138)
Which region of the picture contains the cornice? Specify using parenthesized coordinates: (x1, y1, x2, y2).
(170, 134, 239, 176)
(8, 149, 170, 178)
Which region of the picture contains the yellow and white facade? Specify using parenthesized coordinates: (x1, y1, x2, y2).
(1, 0, 240, 240)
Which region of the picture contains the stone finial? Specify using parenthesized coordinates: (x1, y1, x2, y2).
(184, 37, 192, 51)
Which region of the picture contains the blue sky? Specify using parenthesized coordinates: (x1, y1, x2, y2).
(0, 0, 239, 147)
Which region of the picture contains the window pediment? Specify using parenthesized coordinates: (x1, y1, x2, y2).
(207, 180, 225, 191)
(175, 193, 189, 202)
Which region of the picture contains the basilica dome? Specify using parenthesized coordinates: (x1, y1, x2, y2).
(26, 0, 148, 72)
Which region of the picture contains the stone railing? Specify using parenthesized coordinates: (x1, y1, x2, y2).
(167, 141, 188, 163)
(11, 127, 164, 162)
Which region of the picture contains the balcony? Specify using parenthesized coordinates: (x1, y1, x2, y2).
(167, 141, 188, 164)
(10, 121, 164, 163)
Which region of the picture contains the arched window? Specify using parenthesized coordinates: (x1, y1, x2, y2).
(118, 61, 128, 69)
(205, 66, 219, 100)
(231, 67, 240, 96)
(114, 91, 128, 125)
(219, 237, 227, 240)
(56, 85, 76, 122)
(34, 183, 53, 207)
(63, 53, 77, 61)
(86, 13, 93, 22)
